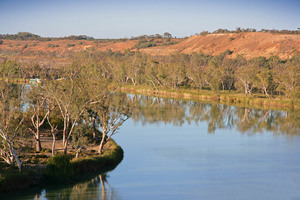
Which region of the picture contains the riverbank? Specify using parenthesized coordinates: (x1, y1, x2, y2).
(115, 84, 299, 111)
(0, 139, 123, 193)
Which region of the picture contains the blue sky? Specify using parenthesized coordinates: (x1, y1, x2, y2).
(0, 0, 299, 38)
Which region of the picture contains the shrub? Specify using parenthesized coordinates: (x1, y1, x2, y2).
(44, 154, 74, 183)
(67, 43, 75, 47)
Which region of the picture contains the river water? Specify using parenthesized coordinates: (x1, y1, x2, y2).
(3, 96, 300, 200)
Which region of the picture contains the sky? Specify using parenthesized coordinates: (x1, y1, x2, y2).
(0, 0, 299, 39)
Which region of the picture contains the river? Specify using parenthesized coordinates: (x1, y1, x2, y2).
(2, 95, 300, 200)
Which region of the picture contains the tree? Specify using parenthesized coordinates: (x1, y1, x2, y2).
(26, 84, 50, 152)
(0, 81, 24, 171)
(163, 32, 172, 39)
(46, 97, 61, 156)
(88, 92, 132, 154)
(186, 53, 209, 91)
(273, 56, 300, 98)
(47, 113, 58, 156)
(235, 60, 259, 95)
(71, 123, 89, 159)
(45, 65, 103, 154)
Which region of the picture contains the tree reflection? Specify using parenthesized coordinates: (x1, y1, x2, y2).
(38, 173, 119, 200)
(127, 94, 299, 136)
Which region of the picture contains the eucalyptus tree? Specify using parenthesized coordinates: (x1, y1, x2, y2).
(26, 84, 51, 152)
(71, 123, 89, 159)
(0, 81, 24, 171)
(87, 92, 132, 154)
(186, 52, 210, 91)
(273, 56, 300, 98)
(126, 52, 146, 86)
(235, 60, 259, 95)
(44, 64, 104, 154)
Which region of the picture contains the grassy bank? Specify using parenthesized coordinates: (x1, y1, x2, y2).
(0, 140, 123, 193)
(115, 84, 299, 111)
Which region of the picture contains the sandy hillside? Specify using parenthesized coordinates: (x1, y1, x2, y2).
(1, 32, 300, 59)
(0, 39, 138, 54)
(141, 32, 300, 59)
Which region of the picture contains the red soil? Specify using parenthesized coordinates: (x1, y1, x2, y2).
(141, 32, 300, 59)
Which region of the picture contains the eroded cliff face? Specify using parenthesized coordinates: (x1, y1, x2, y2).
(141, 32, 300, 59)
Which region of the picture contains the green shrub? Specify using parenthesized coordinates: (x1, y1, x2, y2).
(44, 154, 74, 183)
(67, 43, 75, 47)
(71, 143, 123, 174)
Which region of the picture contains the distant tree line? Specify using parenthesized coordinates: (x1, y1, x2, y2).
(0, 32, 95, 41)
(198, 27, 300, 36)
(63, 51, 299, 98)
(130, 32, 173, 40)
(0, 50, 299, 99)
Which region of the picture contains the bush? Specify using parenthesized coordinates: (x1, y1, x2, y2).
(0, 168, 35, 192)
(67, 43, 75, 47)
(71, 142, 123, 174)
(0, 40, 3, 45)
(44, 154, 74, 183)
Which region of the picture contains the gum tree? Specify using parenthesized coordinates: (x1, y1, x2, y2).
(26, 84, 50, 152)
(88, 92, 132, 154)
(0, 81, 24, 171)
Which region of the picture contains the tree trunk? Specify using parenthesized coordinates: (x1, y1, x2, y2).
(51, 133, 56, 156)
(10, 147, 22, 171)
(244, 84, 248, 95)
(98, 133, 106, 154)
(63, 140, 68, 154)
(91, 118, 98, 140)
(36, 128, 42, 152)
(63, 124, 66, 146)
(63, 119, 70, 148)
(263, 86, 270, 99)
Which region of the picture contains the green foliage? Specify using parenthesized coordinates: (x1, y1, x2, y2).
(71, 124, 90, 153)
(48, 43, 59, 48)
(44, 154, 74, 183)
(134, 39, 156, 49)
(0, 40, 3, 45)
(66, 43, 75, 47)
(0, 60, 21, 78)
(71, 142, 123, 174)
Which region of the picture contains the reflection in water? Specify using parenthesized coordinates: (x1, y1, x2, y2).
(15, 173, 119, 200)
(128, 94, 299, 135)
(15, 83, 300, 136)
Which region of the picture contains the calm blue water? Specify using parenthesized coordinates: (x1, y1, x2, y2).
(2, 100, 300, 200)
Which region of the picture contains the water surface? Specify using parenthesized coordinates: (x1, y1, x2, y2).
(3, 96, 300, 200)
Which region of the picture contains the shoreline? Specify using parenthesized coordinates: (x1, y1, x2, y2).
(115, 84, 299, 111)
(0, 140, 123, 194)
